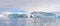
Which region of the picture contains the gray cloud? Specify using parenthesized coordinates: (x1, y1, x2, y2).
(0, 0, 60, 12)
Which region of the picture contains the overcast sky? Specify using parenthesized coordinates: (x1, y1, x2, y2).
(0, 0, 60, 12)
